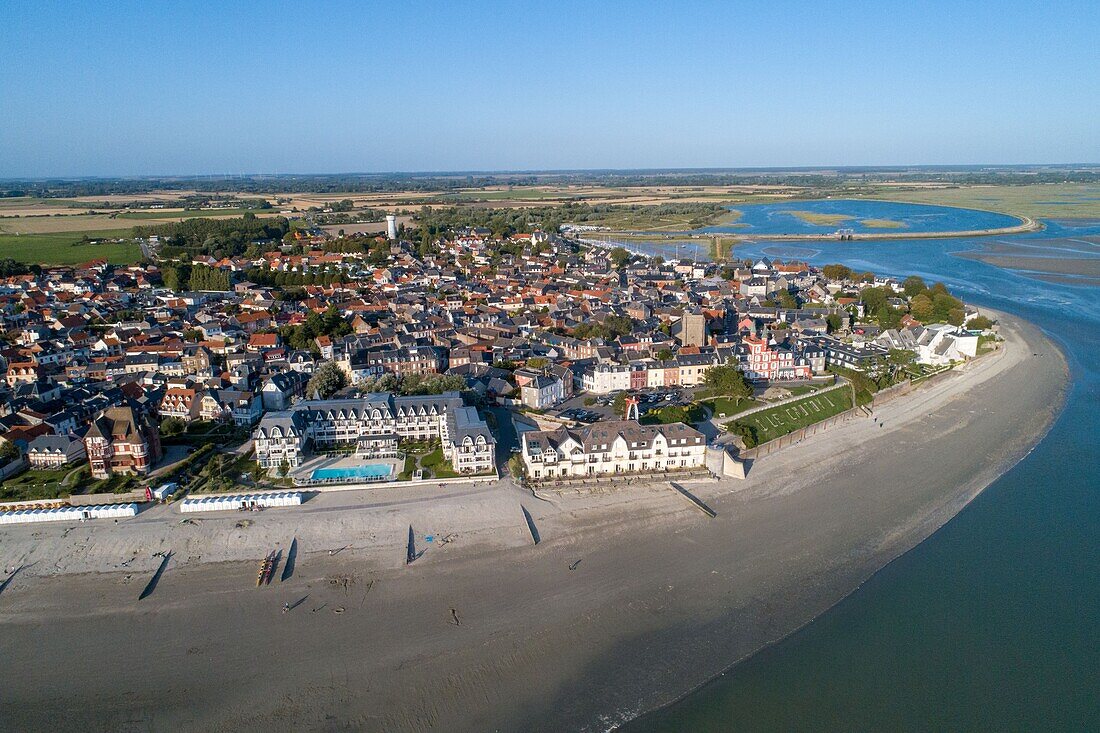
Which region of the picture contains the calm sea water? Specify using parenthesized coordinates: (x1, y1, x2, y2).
(624, 214, 1100, 731)
(700, 199, 1023, 235)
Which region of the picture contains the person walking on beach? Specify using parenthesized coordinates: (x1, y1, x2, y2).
(283, 602, 290, 613)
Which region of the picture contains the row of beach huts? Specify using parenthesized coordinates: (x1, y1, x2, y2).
(179, 492, 303, 513)
(0, 503, 139, 525)
(0, 490, 306, 525)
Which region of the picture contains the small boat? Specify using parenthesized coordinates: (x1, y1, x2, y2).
(263, 551, 279, 586)
(256, 551, 275, 587)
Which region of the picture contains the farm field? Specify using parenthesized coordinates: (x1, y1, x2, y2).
(728, 386, 854, 445)
(868, 183, 1100, 219)
(0, 229, 142, 265)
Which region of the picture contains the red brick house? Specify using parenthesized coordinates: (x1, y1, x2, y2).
(83, 406, 162, 479)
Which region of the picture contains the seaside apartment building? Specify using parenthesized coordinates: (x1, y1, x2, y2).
(578, 353, 722, 394)
(253, 391, 495, 474)
(520, 420, 707, 480)
(737, 335, 815, 382)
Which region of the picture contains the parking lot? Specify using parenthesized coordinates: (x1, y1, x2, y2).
(553, 387, 699, 423)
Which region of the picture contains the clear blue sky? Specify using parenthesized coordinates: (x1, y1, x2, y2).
(2, 0, 1098, 176)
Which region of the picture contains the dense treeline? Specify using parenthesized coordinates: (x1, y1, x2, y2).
(6, 167, 1100, 198)
(277, 307, 353, 351)
(134, 213, 290, 258)
(162, 263, 231, 291)
(242, 268, 348, 288)
(0, 258, 36, 277)
(355, 372, 468, 396)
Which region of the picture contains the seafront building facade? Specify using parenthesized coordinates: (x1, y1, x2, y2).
(253, 391, 495, 474)
(578, 353, 723, 394)
(520, 420, 706, 480)
(83, 405, 162, 479)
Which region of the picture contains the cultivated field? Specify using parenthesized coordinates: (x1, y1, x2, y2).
(0, 230, 142, 265)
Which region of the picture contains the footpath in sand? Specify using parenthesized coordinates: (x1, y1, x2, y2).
(0, 314, 1067, 733)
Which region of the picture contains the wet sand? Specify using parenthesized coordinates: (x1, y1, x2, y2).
(0, 314, 1067, 732)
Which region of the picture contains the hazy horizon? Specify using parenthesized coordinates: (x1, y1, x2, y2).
(4, 162, 1100, 183)
(3, 1, 1098, 177)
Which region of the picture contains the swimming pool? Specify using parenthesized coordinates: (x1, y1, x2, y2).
(310, 464, 393, 482)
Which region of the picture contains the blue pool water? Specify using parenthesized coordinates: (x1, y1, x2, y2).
(310, 464, 392, 481)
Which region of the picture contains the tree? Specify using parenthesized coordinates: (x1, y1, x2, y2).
(655, 348, 674, 361)
(162, 264, 190, 291)
(902, 275, 927, 297)
(859, 286, 889, 316)
(0, 440, 19, 464)
(612, 392, 627, 417)
(508, 454, 526, 480)
(877, 305, 903, 329)
(731, 422, 759, 449)
(609, 247, 631, 268)
(158, 417, 184, 439)
(826, 313, 846, 333)
(704, 362, 753, 402)
(822, 264, 852, 281)
(525, 357, 549, 370)
(931, 292, 964, 323)
(909, 293, 934, 322)
(775, 289, 798, 309)
(307, 361, 348, 399)
(968, 315, 995, 330)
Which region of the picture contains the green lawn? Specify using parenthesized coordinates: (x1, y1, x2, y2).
(398, 455, 418, 480)
(699, 396, 758, 419)
(640, 403, 707, 425)
(84, 473, 139, 494)
(0, 465, 85, 502)
(0, 229, 141, 265)
(728, 388, 854, 447)
(420, 447, 460, 478)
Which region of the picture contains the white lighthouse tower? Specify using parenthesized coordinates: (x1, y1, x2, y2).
(386, 214, 398, 240)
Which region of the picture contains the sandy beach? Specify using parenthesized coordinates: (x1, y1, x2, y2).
(0, 313, 1067, 732)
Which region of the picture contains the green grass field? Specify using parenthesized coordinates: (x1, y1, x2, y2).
(699, 396, 759, 419)
(0, 229, 142, 265)
(868, 183, 1100, 219)
(728, 387, 853, 446)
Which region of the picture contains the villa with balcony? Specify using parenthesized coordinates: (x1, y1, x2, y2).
(520, 420, 707, 481)
(252, 391, 496, 484)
